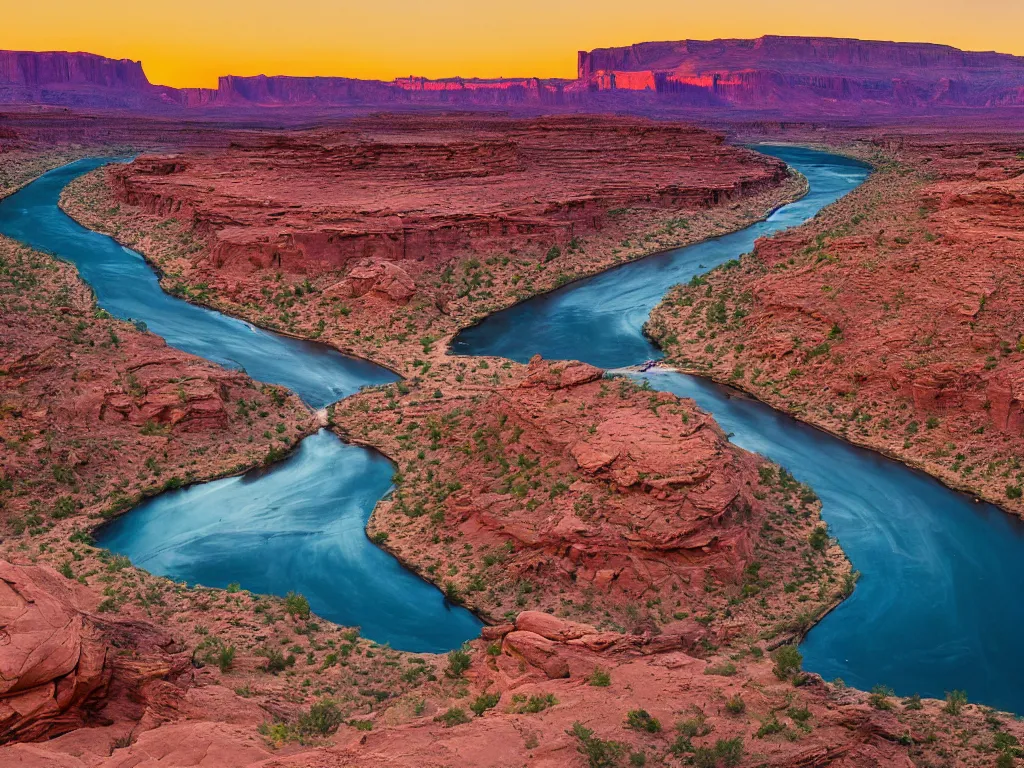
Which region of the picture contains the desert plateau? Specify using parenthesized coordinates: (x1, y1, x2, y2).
(1, 10, 1023, 768)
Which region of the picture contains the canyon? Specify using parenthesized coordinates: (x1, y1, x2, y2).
(60, 115, 802, 373)
(0, 30, 1023, 768)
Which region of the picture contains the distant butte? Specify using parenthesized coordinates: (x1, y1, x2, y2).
(2, 36, 1024, 114)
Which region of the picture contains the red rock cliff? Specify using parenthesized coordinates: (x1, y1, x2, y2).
(577, 35, 1024, 112)
(0, 51, 168, 108)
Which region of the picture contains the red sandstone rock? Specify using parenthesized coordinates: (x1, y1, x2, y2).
(577, 36, 1024, 113)
(0, 562, 110, 743)
(103, 117, 787, 282)
(646, 132, 1024, 514)
(326, 259, 416, 304)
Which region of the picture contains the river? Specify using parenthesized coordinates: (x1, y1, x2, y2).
(0, 159, 484, 653)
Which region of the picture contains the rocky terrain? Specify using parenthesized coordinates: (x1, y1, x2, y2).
(60, 115, 802, 372)
(334, 356, 851, 639)
(4, 120, 1024, 767)
(646, 131, 1024, 515)
(578, 36, 1024, 112)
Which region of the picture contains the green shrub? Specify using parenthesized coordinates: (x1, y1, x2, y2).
(625, 709, 661, 733)
(568, 722, 626, 768)
(772, 645, 803, 681)
(298, 699, 344, 736)
(470, 692, 500, 716)
(754, 715, 786, 738)
(693, 738, 744, 768)
(704, 661, 737, 676)
(724, 695, 746, 715)
(446, 647, 472, 678)
(808, 525, 829, 551)
(284, 591, 310, 619)
(509, 693, 558, 714)
(434, 707, 471, 727)
(589, 667, 612, 687)
(944, 689, 968, 715)
(218, 645, 236, 673)
(869, 685, 894, 710)
(258, 647, 295, 674)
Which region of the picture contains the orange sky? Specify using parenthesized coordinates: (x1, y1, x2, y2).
(4, 0, 1023, 89)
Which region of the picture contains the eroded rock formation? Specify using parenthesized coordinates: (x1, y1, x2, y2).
(577, 36, 1024, 112)
(102, 116, 787, 282)
(646, 131, 1024, 513)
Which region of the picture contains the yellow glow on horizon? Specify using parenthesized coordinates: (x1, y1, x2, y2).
(3, 0, 1023, 89)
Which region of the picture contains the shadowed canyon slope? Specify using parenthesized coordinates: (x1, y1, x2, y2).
(3, 36, 1024, 114)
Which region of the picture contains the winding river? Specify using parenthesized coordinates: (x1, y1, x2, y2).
(454, 146, 1024, 714)
(3, 148, 1021, 711)
(0, 158, 484, 653)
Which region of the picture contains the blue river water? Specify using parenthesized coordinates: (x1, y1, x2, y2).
(454, 146, 1024, 713)
(0, 159, 483, 653)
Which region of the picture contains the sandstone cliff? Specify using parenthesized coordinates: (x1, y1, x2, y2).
(576, 36, 1024, 112)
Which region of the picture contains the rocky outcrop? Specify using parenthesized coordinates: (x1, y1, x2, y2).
(324, 259, 416, 304)
(103, 116, 788, 283)
(0, 51, 170, 109)
(577, 36, 1024, 113)
(340, 353, 848, 638)
(0, 562, 111, 742)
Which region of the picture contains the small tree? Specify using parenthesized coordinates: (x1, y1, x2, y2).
(446, 647, 472, 678)
(298, 699, 344, 736)
(944, 689, 968, 715)
(284, 591, 310, 619)
(772, 645, 803, 681)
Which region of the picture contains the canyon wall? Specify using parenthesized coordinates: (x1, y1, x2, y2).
(576, 36, 1024, 112)
(0, 51, 171, 108)
(4, 37, 1024, 114)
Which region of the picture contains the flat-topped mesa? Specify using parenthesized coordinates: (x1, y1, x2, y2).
(0, 51, 171, 108)
(103, 116, 788, 280)
(577, 35, 1024, 111)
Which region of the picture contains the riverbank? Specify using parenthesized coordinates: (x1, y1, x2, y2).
(58, 117, 806, 376)
(645, 130, 1024, 519)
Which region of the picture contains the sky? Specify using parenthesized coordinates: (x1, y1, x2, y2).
(4, 0, 1023, 89)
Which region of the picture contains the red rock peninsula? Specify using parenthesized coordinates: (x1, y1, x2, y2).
(103, 116, 787, 279)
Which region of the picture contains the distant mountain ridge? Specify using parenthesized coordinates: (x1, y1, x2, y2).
(576, 36, 1024, 109)
(1, 37, 1023, 113)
